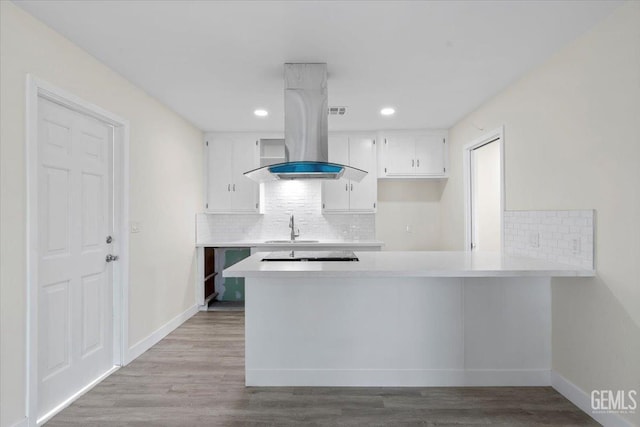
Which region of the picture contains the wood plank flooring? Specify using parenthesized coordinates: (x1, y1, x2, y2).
(46, 312, 599, 426)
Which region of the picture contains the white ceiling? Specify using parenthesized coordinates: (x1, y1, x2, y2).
(14, 0, 620, 132)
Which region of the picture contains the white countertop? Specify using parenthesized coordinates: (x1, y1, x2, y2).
(196, 240, 385, 248)
(224, 251, 595, 278)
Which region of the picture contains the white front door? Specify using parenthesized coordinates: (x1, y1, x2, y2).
(37, 97, 115, 419)
(470, 138, 502, 251)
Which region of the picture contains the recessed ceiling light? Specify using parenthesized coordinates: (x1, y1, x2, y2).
(380, 107, 395, 116)
(254, 109, 268, 117)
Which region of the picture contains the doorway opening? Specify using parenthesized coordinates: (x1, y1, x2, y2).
(464, 127, 505, 252)
(26, 76, 130, 426)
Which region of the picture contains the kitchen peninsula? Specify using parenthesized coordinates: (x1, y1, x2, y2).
(225, 251, 594, 387)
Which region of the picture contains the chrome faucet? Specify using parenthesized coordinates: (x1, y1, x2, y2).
(289, 214, 300, 241)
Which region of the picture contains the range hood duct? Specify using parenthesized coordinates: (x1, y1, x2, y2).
(244, 63, 367, 182)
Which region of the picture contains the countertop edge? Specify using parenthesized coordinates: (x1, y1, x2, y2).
(224, 270, 596, 278)
(196, 241, 385, 248)
(222, 251, 596, 279)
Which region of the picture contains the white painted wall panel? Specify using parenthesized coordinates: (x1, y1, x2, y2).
(0, 3, 203, 425)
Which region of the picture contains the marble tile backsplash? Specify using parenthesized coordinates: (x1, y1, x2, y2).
(197, 180, 375, 242)
(503, 210, 594, 269)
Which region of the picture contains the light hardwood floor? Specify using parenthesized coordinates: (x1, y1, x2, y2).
(46, 312, 598, 426)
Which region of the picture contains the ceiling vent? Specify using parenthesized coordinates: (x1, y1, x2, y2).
(328, 106, 347, 116)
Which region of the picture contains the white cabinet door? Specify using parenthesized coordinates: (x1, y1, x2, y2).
(206, 138, 233, 211)
(206, 136, 259, 213)
(384, 135, 415, 175)
(322, 135, 350, 211)
(415, 134, 446, 176)
(231, 137, 259, 212)
(348, 136, 377, 211)
(380, 132, 448, 179)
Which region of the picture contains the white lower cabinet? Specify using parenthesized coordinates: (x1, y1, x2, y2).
(379, 131, 448, 178)
(322, 134, 377, 213)
(205, 134, 260, 213)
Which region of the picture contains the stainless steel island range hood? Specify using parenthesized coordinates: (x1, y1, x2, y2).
(244, 63, 367, 182)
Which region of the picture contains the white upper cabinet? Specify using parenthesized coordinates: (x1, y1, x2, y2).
(205, 134, 260, 213)
(379, 131, 448, 178)
(322, 135, 350, 211)
(322, 134, 377, 213)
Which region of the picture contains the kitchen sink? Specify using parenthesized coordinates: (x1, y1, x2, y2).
(263, 240, 320, 244)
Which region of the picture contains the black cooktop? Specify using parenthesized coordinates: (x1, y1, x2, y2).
(261, 250, 359, 262)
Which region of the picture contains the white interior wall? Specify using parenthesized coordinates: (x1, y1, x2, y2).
(440, 2, 640, 425)
(0, 3, 203, 426)
(376, 181, 444, 251)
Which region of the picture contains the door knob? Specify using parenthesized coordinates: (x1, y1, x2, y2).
(106, 254, 119, 262)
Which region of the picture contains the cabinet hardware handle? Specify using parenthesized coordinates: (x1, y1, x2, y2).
(350, 183, 353, 191)
(345, 183, 348, 191)
(417, 159, 420, 167)
(233, 184, 236, 191)
(227, 184, 230, 192)
(412, 159, 415, 167)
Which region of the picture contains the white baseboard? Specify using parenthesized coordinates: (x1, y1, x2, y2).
(36, 365, 119, 426)
(125, 304, 198, 364)
(9, 418, 28, 427)
(246, 369, 550, 387)
(551, 371, 636, 427)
